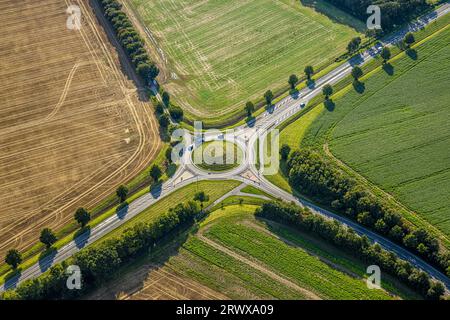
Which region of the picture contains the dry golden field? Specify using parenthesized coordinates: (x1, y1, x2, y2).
(0, 0, 161, 257)
(89, 264, 227, 300)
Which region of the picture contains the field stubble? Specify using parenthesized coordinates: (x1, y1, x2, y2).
(0, 0, 160, 258)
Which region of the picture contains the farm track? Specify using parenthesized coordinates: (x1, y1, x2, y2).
(196, 233, 321, 300)
(0, 0, 161, 258)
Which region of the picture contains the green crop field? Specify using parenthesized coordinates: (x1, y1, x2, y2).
(130, 0, 363, 121)
(299, 27, 450, 239)
(165, 205, 413, 299)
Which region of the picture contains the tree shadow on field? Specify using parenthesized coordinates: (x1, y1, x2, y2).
(150, 181, 163, 199)
(406, 48, 418, 60)
(324, 99, 335, 112)
(116, 201, 129, 220)
(38, 248, 57, 273)
(85, 222, 196, 300)
(352, 80, 365, 94)
(382, 63, 394, 76)
(74, 226, 92, 249)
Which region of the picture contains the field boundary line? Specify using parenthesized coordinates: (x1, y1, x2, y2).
(196, 233, 321, 300)
(242, 219, 361, 279)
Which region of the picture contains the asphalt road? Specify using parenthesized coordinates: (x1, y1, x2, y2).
(1, 3, 449, 293)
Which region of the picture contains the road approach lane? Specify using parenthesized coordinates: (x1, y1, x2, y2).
(1, 3, 449, 293)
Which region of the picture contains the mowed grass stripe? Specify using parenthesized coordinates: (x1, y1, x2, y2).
(201, 206, 393, 299)
(96, 180, 240, 244)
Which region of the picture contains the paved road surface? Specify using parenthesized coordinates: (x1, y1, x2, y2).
(1, 3, 449, 293)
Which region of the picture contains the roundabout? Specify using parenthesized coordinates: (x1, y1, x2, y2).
(191, 140, 244, 173)
(4, 4, 450, 293)
(183, 134, 250, 178)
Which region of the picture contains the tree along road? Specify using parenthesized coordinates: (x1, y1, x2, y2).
(1, 3, 449, 293)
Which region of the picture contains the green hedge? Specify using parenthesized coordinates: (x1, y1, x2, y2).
(1, 201, 200, 300)
(100, 0, 159, 84)
(256, 201, 445, 299)
(287, 149, 450, 278)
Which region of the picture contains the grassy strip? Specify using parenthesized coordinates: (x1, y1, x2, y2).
(202, 206, 394, 299)
(0, 144, 172, 283)
(93, 180, 241, 245)
(277, 12, 450, 140)
(1, 181, 240, 299)
(240, 186, 273, 198)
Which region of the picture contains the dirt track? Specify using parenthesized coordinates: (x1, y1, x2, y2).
(0, 0, 161, 258)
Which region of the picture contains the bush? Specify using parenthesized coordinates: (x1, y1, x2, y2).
(255, 201, 444, 299)
(2, 201, 200, 300)
(168, 105, 184, 121)
(99, 0, 158, 84)
(287, 148, 449, 277)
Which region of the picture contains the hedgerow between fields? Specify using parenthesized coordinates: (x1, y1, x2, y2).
(99, 0, 159, 83)
(1, 201, 201, 300)
(256, 201, 445, 299)
(285, 149, 450, 280)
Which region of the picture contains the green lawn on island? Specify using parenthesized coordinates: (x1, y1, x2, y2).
(192, 140, 243, 172)
(131, 0, 363, 121)
(300, 27, 450, 240)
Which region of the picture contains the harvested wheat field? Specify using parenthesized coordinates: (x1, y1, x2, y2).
(0, 0, 161, 258)
(88, 264, 227, 300)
